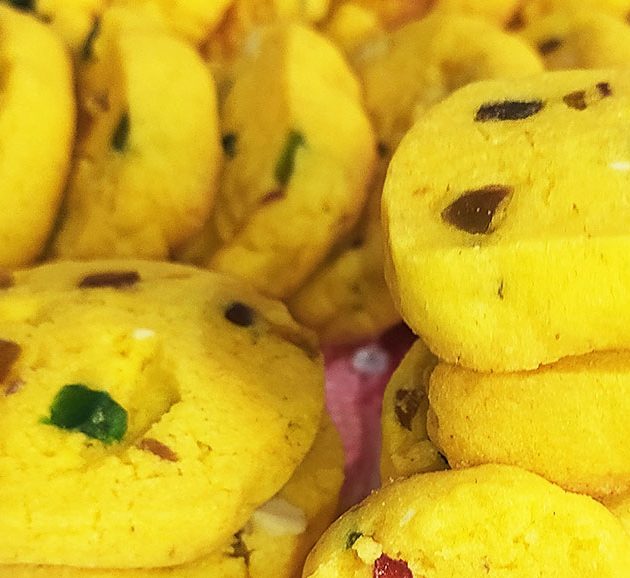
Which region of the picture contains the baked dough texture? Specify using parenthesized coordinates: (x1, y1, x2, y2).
(303, 465, 630, 577)
(0, 259, 324, 569)
(383, 68, 630, 371)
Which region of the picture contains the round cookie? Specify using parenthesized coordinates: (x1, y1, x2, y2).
(304, 464, 630, 577)
(520, 10, 630, 70)
(0, 4, 75, 268)
(3, 413, 344, 578)
(0, 259, 323, 568)
(187, 23, 375, 300)
(287, 182, 400, 346)
(427, 350, 630, 499)
(379, 339, 445, 483)
(110, 0, 234, 46)
(354, 11, 544, 153)
(383, 68, 630, 371)
(51, 10, 221, 260)
(288, 12, 542, 344)
(5, 0, 107, 54)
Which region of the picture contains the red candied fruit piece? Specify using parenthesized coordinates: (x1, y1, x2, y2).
(373, 554, 413, 578)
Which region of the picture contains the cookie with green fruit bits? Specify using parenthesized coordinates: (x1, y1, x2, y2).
(0, 259, 324, 569)
(0, 3, 74, 268)
(3, 414, 344, 578)
(51, 10, 221, 260)
(196, 23, 375, 300)
(383, 68, 630, 371)
(304, 465, 630, 577)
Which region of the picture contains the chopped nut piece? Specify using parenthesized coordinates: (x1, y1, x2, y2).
(138, 438, 178, 462)
(0, 340, 21, 383)
(441, 185, 512, 234)
(250, 497, 307, 536)
(475, 100, 544, 122)
(78, 270, 140, 289)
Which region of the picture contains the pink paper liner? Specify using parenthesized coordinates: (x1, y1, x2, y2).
(323, 324, 416, 511)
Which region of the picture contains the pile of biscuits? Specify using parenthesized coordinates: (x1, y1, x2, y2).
(4, 0, 630, 576)
(305, 6, 630, 578)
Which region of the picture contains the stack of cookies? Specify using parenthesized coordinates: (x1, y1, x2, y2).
(304, 68, 630, 575)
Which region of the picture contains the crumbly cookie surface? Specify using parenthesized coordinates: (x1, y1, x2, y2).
(304, 465, 630, 577)
(0, 260, 323, 568)
(383, 68, 630, 371)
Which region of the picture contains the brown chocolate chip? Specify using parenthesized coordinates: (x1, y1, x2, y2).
(537, 36, 563, 55)
(475, 100, 544, 122)
(260, 189, 286, 204)
(563, 90, 587, 110)
(225, 302, 255, 327)
(597, 82, 612, 98)
(441, 185, 512, 235)
(0, 340, 21, 383)
(0, 270, 14, 289)
(394, 388, 422, 431)
(137, 438, 178, 462)
(78, 270, 140, 289)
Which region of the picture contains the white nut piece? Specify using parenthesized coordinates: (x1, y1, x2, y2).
(250, 496, 307, 536)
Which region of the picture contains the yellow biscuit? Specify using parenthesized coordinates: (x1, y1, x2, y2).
(427, 351, 630, 498)
(520, 10, 630, 69)
(431, 0, 523, 27)
(288, 184, 400, 346)
(379, 339, 445, 483)
(109, 0, 234, 46)
(304, 465, 630, 577)
(50, 11, 221, 260)
(3, 414, 343, 577)
(0, 260, 323, 568)
(0, 4, 75, 268)
(355, 11, 544, 150)
(194, 23, 375, 300)
(289, 12, 541, 344)
(383, 69, 630, 371)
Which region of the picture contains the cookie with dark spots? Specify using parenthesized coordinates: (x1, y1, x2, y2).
(383, 69, 630, 371)
(303, 465, 630, 577)
(0, 259, 325, 570)
(380, 340, 445, 482)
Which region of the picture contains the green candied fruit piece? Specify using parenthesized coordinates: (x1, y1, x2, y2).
(345, 530, 363, 549)
(274, 130, 305, 187)
(42, 384, 127, 444)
